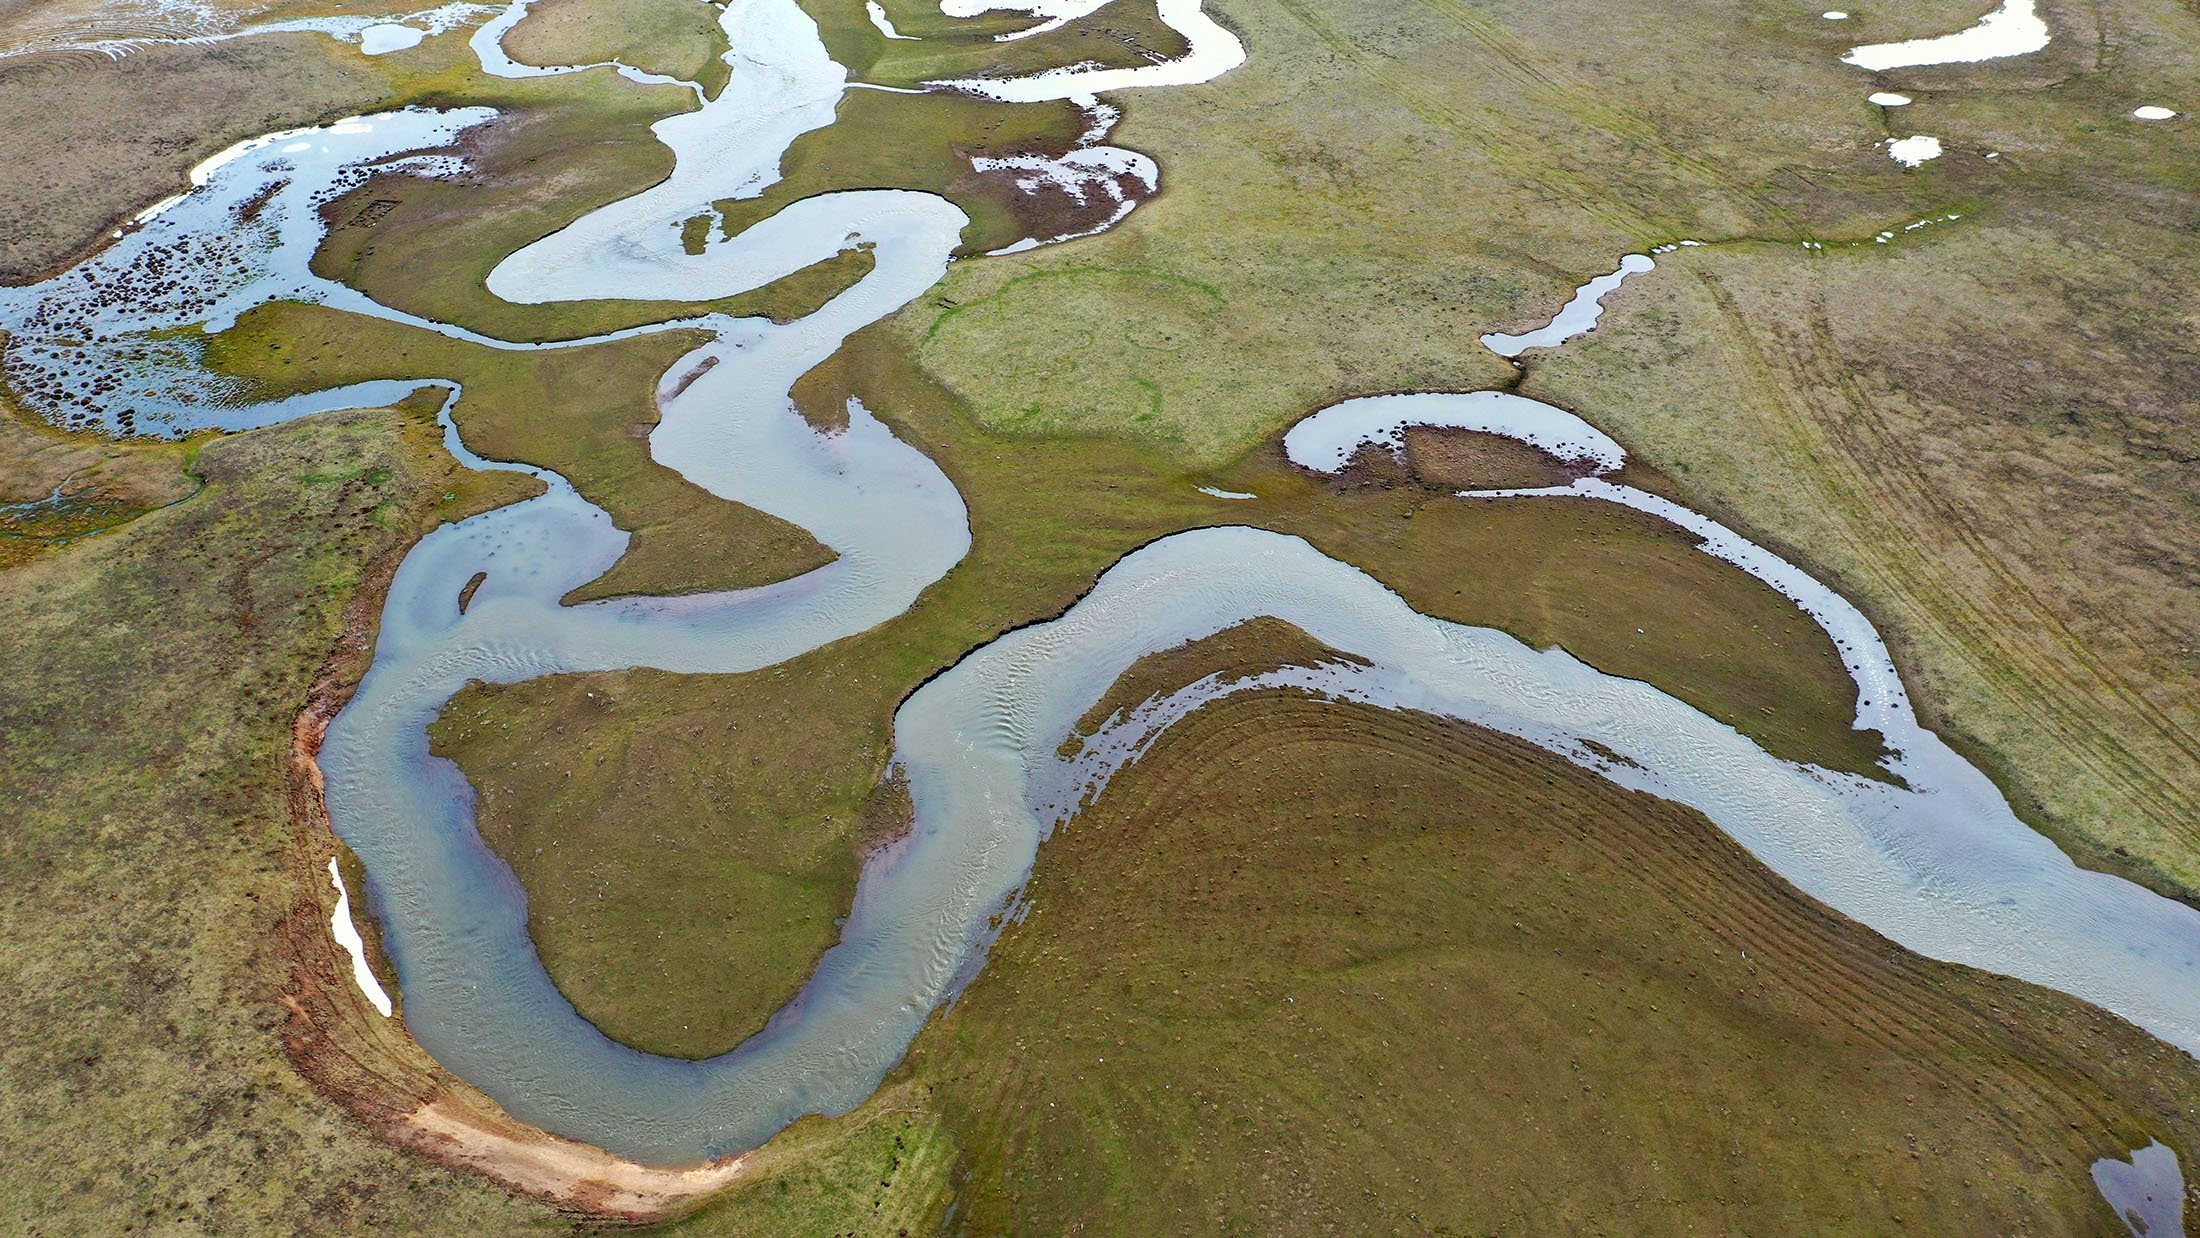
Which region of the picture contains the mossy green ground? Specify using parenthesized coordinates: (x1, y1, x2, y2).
(5, 0, 2197, 1228)
(0, 399, 562, 1232)
(410, 0, 2196, 1223)
(303, 45, 881, 344)
(802, 0, 1188, 89)
(894, 0, 2018, 461)
(503, 0, 732, 93)
(0, 32, 415, 283)
(1524, 218, 2200, 902)
(707, 88, 1092, 256)
(0, 397, 203, 568)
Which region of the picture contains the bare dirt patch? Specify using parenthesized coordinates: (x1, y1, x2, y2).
(1402, 424, 1578, 489)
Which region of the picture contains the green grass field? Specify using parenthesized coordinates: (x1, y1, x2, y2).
(504, 0, 732, 92)
(0, 398, 563, 1232)
(1, 0, 2194, 1228)
(202, 298, 842, 603)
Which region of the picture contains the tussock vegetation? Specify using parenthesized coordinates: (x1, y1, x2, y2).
(804, 0, 1189, 89)
(707, 88, 1094, 256)
(0, 390, 200, 568)
(5, 0, 2195, 1225)
(305, 67, 876, 345)
(0, 33, 414, 283)
(889, 0, 2200, 900)
(893, 0, 2011, 460)
(0, 0, 733, 285)
(1400, 425, 1578, 489)
(0, 399, 556, 1232)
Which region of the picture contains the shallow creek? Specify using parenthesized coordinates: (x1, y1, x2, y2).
(6, 0, 2199, 1187)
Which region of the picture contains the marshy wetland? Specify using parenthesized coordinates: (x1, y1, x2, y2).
(2, 0, 2197, 1230)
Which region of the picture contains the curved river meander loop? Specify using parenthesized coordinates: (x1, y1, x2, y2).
(9, 0, 2200, 1169)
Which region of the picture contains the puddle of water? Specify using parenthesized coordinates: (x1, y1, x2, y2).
(2094, 1141, 2187, 1236)
(1886, 134, 1944, 166)
(359, 23, 427, 54)
(1843, 0, 2049, 72)
(866, 0, 918, 40)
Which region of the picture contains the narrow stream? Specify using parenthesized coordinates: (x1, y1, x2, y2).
(1479, 253, 1653, 357)
(6, 0, 2197, 1186)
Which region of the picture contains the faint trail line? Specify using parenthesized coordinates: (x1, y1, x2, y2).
(1689, 266, 2200, 866)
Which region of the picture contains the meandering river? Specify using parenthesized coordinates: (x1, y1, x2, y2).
(7, 0, 2200, 1179)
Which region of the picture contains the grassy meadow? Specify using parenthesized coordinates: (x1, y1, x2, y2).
(0, 395, 564, 1232)
(201, 300, 838, 603)
(1525, 217, 2200, 902)
(0, 0, 2194, 1229)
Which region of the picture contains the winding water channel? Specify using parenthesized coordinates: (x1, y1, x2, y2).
(8, 0, 2200, 1180)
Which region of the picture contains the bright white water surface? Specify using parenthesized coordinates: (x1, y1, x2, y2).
(929, 0, 1243, 99)
(12, 1, 494, 64)
(0, 108, 744, 435)
(942, 0, 1112, 41)
(1886, 133, 1944, 166)
(328, 858, 395, 1017)
(359, 23, 427, 54)
(1285, 391, 1624, 474)
(10, 0, 2200, 1177)
(866, 0, 917, 39)
(1843, 0, 2050, 72)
